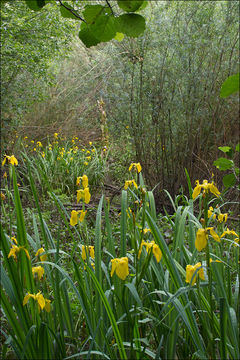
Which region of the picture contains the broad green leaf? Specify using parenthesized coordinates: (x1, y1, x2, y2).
(137, 1, 149, 11)
(117, 1, 144, 13)
(90, 15, 117, 42)
(218, 146, 233, 158)
(116, 14, 146, 37)
(222, 174, 236, 188)
(25, 0, 46, 11)
(213, 157, 234, 170)
(79, 28, 101, 48)
(218, 146, 232, 153)
(220, 73, 239, 98)
(60, 2, 79, 19)
(83, 5, 110, 24)
(236, 143, 240, 152)
(114, 32, 125, 41)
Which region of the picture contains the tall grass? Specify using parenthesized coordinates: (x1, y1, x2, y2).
(1, 160, 239, 359)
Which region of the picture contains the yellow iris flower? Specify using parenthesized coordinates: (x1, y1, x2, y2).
(208, 207, 216, 220)
(2, 155, 18, 166)
(35, 248, 47, 262)
(138, 240, 162, 263)
(129, 162, 142, 173)
(218, 213, 228, 223)
(110, 257, 129, 280)
(8, 245, 30, 261)
(76, 175, 88, 188)
(186, 262, 205, 285)
(124, 180, 138, 190)
(23, 291, 50, 312)
(82, 245, 95, 260)
(32, 266, 45, 280)
(195, 227, 222, 251)
(77, 187, 91, 204)
(195, 228, 208, 251)
(192, 180, 220, 199)
(221, 228, 238, 239)
(70, 210, 87, 226)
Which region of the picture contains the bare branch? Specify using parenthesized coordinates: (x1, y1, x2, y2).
(105, 0, 114, 16)
(58, 0, 86, 22)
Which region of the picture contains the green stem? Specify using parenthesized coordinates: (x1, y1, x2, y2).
(204, 194, 215, 359)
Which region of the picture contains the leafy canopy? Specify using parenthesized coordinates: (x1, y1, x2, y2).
(24, 0, 147, 47)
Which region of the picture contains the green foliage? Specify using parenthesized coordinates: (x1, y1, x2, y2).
(117, 1, 144, 13)
(116, 13, 146, 37)
(214, 144, 239, 188)
(24, 0, 147, 48)
(1, 159, 239, 359)
(214, 157, 234, 171)
(220, 73, 240, 98)
(1, 0, 75, 136)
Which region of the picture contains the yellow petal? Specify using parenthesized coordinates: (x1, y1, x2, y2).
(8, 245, 19, 260)
(36, 292, 45, 310)
(70, 210, 79, 226)
(195, 228, 208, 251)
(79, 210, 87, 222)
(208, 228, 220, 243)
(23, 294, 31, 306)
(152, 244, 162, 262)
(35, 248, 47, 261)
(136, 163, 142, 173)
(32, 266, 45, 280)
(115, 257, 129, 280)
(82, 175, 88, 189)
(192, 181, 201, 200)
(110, 258, 118, 277)
(84, 188, 91, 204)
(209, 183, 220, 197)
(186, 265, 196, 285)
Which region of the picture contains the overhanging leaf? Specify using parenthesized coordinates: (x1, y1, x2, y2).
(220, 73, 239, 98)
(78, 27, 101, 48)
(90, 15, 117, 42)
(218, 146, 233, 158)
(117, 1, 144, 13)
(25, 0, 46, 11)
(116, 14, 146, 37)
(83, 5, 110, 24)
(60, 2, 80, 19)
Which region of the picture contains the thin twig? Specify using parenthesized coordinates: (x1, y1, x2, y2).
(105, 0, 114, 16)
(58, 0, 86, 22)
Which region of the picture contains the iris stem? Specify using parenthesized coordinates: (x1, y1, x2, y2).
(204, 194, 215, 359)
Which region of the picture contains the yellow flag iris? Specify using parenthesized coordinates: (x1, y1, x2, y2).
(129, 162, 142, 173)
(77, 187, 91, 204)
(32, 266, 45, 280)
(8, 245, 30, 261)
(23, 291, 50, 312)
(195, 228, 208, 251)
(76, 175, 88, 188)
(110, 257, 129, 280)
(186, 262, 205, 285)
(192, 180, 220, 199)
(35, 248, 47, 262)
(124, 179, 138, 190)
(82, 245, 95, 260)
(2, 155, 18, 166)
(138, 240, 162, 263)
